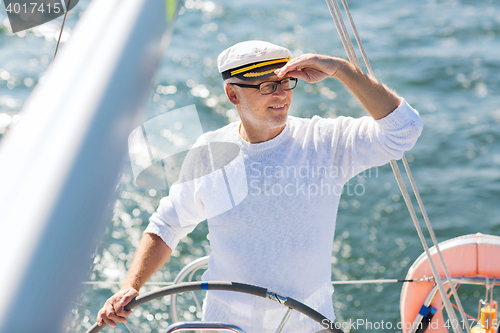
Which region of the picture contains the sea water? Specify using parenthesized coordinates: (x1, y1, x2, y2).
(0, 0, 499, 332)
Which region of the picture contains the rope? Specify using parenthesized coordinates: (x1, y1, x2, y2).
(82, 281, 175, 285)
(324, 0, 357, 66)
(401, 155, 470, 332)
(329, 0, 361, 69)
(54, 0, 72, 59)
(339, 0, 373, 76)
(82, 278, 417, 286)
(331, 279, 414, 284)
(451, 304, 477, 321)
(390, 160, 464, 333)
(323, 1, 470, 332)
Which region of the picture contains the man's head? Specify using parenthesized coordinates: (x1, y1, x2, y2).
(218, 41, 295, 139)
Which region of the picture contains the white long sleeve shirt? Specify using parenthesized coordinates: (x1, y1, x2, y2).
(145, 99, 423, 332)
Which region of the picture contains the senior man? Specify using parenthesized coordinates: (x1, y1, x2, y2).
(97, 40, 423, 332)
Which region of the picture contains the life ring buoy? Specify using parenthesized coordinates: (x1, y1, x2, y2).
(400, 233, 500, 333)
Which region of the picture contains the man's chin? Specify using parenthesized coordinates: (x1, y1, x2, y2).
(267, 115, 288, 129)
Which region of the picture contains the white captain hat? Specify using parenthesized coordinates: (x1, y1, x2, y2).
(218, 40, 292, 81)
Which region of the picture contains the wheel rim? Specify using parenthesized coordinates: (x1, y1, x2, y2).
(85, 280, 343, 333)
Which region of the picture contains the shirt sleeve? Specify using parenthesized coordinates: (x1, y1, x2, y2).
(144, 194, 203, 250)
(326, 99, 423, 185)
(144, 136, 209, 250)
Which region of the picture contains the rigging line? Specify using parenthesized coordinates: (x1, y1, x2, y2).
(324, 0, 356, 65)
(327, 1, 470, 331)
(330, 0, 361, 69)
(437, 285, 477, 323)
(124, 322, 137, 333)
(402, 155, 471, 333)
(54, 0, 72, 60)
(331, 279, 415, 285)
(82, 281, 175, 286)
(451, 304, 477, 321)
(491, 278, 495, 303)
(324, 0, 353, 63)
(390, 160, 463, 333)
(339, 0, 373, 77)
(81, 278, 418, 286)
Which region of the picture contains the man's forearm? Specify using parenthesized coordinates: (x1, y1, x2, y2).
(276, 54, 401, 119)
(121, 233, 172, 291)
(333, 58, 401, 120)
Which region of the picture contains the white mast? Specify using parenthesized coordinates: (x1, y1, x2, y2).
(0, 0, 180, 331)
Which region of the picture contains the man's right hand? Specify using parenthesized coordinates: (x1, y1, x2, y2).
(96, 287, 139, 327)
(96, 233, 172, 327)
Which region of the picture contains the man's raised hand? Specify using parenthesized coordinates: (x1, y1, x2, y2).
(275, 54, 340, 83)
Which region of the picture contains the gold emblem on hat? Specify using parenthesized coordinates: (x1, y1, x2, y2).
(230, 58, 290, 77)
(243, 69, 277, 78)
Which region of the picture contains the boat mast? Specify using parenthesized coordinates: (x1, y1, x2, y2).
(0, 0, 180, 331)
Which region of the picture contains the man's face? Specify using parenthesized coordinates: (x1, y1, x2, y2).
(229, 74, 293, 131)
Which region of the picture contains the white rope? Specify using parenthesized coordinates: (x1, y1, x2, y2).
(339, 0, 373, 76)
(390, 161, 464, 333)
(331, 279, 412, 285)
(324, 0, 357, 66)
(323, 1, 470, 332)
(82, 278, 415, 286)
(401, 155, 470, 332)
(330, 0, 361, 69)
(82, 281, 174, 286)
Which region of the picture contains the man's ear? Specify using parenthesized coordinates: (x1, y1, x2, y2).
(225, 84, 239, 105)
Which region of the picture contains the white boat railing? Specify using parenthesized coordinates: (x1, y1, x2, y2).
(0, 0, 180, 331)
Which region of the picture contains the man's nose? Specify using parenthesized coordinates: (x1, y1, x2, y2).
(272, 83, 287, 97)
